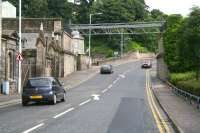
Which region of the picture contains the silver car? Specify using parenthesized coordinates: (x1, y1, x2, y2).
(100, 64, 114, 74)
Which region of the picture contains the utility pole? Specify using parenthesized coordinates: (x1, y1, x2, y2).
(88, 13, 102, 57)
(89, 14, 92, 57)
(18, 0, 22, 94)
(120, 33, 124, 57)
(0, 0, 2, 80)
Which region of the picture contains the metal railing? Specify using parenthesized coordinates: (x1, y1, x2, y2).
(166, 81, 200, 110)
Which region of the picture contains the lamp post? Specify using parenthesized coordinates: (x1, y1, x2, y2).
(18, 0, 22, 94)
(0, 0, 2, 81)
(88, 13, 102, 57)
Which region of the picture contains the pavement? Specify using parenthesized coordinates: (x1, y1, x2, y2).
(150, 68, 200, 133)
(0, 59, 164, 133)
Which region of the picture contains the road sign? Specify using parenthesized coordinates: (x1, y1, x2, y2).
(16, 53, 23, 62)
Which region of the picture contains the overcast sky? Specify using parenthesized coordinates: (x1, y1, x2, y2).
(145, 0, 200, 16)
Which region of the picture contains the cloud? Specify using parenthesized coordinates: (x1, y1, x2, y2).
(145, 0, 200, 16)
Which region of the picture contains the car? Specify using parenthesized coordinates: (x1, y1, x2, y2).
(141, 60, 152, 69)
(100, 64, 114, 74)
(22, 77, 66, 106)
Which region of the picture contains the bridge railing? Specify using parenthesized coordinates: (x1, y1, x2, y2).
(165, 81, 200, 110)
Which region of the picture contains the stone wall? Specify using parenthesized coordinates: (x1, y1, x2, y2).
(2, 18, 62, 33)
(77, 54, 91, 71)
(64, 54, 77, 77)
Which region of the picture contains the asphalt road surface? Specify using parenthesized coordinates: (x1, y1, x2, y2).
(0, 61, 159, 133)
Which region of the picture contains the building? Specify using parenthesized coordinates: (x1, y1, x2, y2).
(0, 1, 17, 94)
(0, 32, 18, 94)
(1, 18, 90, 94)
(2, 1, 16, 18)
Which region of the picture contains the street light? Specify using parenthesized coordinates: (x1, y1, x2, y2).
(88, 12, 102, 57)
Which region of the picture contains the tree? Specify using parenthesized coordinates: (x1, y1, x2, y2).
(150, 9, 167, 20)
(163, 14, 184, 72)
(7, 0, 72, 22)
(178, 7, 200, 80)
(91, 0, 148, 23)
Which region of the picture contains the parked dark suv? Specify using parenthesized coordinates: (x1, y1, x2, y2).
(22, 77, 66, 106)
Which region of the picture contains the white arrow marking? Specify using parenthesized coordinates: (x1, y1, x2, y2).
(91, 94, 100, 101)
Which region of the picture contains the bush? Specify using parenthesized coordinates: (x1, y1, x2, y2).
(176, 79, 200, 96)
(125, 41, 148, 53)
(169, 72, 195, 84)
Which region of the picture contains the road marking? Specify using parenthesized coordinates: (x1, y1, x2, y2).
(79, 99, 91, 106)
(22, 123, 44, 133)
(91, 94, 100, 101)
(53, 107, 75, 119)
(108, 84, 113, 89)
(147, 70, 171, 133)
(146, 70, 171, 133)
(101, 89, 108, 93)
(119, 74, 125, 78)
(113, 79, 118, 84)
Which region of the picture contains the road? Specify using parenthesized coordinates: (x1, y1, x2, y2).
(0, 61, 160, 133)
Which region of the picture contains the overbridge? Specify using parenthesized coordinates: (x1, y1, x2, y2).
(68, 21, 168, 80)
(68, 21, 165, 35)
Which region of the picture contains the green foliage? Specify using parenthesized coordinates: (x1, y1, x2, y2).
(163, 14, 184, 72)
(7, 0, 72, 22)
(150, 9, 167, 21)
(91, 0, 148, 23)
(170, 72, 195, 84)
(125, 41, 148, 53)
(177, 7, 200, 79)
(170, 72, 200, 96)
(176, 80, 200, 96)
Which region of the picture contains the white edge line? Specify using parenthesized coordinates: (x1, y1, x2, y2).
(101, 89, 108, 93)
(108, 84, 113, 89)
(79, 99, 91, 106)
(22, 123, 44, 133)
(53, 107, 75, 119)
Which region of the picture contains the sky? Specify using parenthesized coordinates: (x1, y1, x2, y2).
(145, 0, 200, 16)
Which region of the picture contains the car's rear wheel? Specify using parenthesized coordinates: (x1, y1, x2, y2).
(22, 100, 28, 106)
(61, 93, 66, 102)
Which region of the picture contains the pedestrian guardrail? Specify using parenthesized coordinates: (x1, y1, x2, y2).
(166, 81, 200, 110)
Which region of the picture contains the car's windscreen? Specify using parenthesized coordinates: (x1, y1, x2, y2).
(102, 65, 110, 68)
(26, 79, 51, 87)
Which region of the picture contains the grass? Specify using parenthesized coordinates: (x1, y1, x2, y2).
(169, 72, 195, 84)
(170, 72, 200, 96)
(176, 79, 200, 96)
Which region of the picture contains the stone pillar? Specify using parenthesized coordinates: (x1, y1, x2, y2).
(157, 33, 169, 81)
(36, 41, 45, 76)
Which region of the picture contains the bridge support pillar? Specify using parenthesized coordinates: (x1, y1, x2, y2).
(157, 33, 169, 81)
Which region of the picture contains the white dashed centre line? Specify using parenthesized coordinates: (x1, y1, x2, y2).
(113, 79, 118, 84)
(22, 123, 44, 133)
(108, 84, 113, 89)
(53, 107, 75, 119)
(101, 89, 108, 93)
(79, 99, 91, 106)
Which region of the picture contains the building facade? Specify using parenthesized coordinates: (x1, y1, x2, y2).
(1, 18, 89, 94)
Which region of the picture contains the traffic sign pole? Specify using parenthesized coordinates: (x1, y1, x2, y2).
(18, 0, 22, 94)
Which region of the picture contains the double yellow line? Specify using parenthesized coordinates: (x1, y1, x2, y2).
(146, 70, 171, 133)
